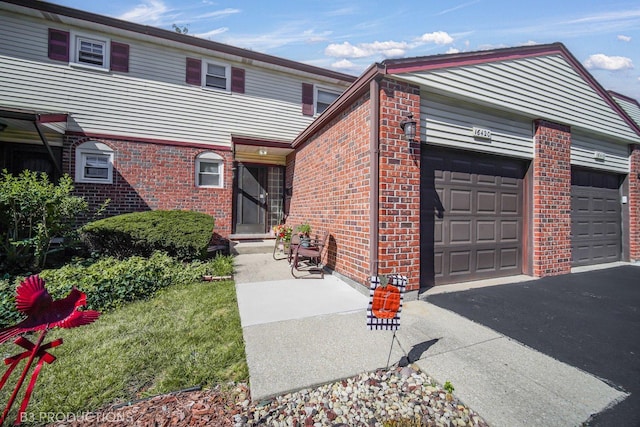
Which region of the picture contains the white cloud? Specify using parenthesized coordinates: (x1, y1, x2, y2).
(416, 31, 454, 45)
(198, 8, 241, 19)
(446, 47, 460, 54)
(331, 59, 356, 69)
(584, 53, 634, 71)
(325, 40, 409, 59)
(195, 27, 229, 39)
(118, 0, 168, 24)
(618, 34, 632, 42)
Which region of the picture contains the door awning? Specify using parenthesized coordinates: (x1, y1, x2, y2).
(0, 107, 69, 175)
(232, 135, 293, 166)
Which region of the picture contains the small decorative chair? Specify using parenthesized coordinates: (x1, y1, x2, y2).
(290, 231, 329, 278)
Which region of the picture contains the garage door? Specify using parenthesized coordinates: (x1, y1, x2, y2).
(571, 168, 622, 267)
(421, 148, 526, 286)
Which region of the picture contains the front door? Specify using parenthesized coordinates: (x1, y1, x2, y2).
(235, 164, 268, 234)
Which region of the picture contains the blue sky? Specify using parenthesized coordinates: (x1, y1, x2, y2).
(51, 0, 640, 100)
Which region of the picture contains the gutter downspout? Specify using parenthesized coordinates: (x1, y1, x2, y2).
(369, 78, 380, 278)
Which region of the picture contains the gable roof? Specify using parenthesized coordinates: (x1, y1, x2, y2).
(1, 0, 356, 84)
(294, 43, 640, 147)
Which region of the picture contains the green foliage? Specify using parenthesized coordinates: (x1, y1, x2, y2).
(0, 277, 247, 420)
(296, 222, 312, 236)
(444, 380, 455, 394)
(0, 253, 235, 328)
(0, 169, 88, 271)
(80, 210, 215, 261)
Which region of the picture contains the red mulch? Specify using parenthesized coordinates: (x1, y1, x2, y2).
(47, 385, 249, 427)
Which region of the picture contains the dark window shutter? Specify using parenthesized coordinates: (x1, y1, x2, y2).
(48, 29, 69, 62)
(186, 58, 202, 85)
(302, 83, 314, 116)
(110, 42, 129, 72)
(231, 67, 245, 93)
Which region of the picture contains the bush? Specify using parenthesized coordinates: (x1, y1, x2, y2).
(81, 210, 215, 261)
(0, 170, 88, 271)
(0, 252, 235, 328)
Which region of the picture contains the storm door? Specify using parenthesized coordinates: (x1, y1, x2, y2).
(235, 164, 268, 234)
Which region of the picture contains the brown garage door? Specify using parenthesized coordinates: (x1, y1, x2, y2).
(571, 168, 621, 267)
(421, 148, 526, 286)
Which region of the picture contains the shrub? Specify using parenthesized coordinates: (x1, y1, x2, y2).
(81, 210, 215, 261)
(0, 252, 235, 328)
(0, 170, 88, 271)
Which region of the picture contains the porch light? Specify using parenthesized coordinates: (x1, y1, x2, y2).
(400, 114, 416, 140)
(258, 148, 268, 156)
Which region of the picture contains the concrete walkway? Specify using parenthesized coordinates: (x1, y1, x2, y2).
(234, 253, 626, 426)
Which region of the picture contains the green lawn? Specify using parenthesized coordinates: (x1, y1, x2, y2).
(0, 278, 247, 421)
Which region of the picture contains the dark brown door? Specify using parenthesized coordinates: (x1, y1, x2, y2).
(235, 164, 268, 234)
(421, 148, 525, 287)
(571, 168, 621, 266)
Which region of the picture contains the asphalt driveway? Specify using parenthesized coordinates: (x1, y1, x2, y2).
(427, 265, 640, 427)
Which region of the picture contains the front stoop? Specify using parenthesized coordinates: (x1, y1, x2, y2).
(230, 235, 276, 255)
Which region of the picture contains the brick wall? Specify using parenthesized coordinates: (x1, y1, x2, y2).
(63, 136, 233, 244)
(532, 120, 572, 276)
(630, 144, 640, 261)
(286, 93, 372, 286)
(377, 79, 421, 291)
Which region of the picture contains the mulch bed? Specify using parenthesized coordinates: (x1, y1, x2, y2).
(48, 385, 248, 427)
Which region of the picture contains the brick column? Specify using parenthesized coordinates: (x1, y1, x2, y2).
(630, 145, 640, 262)
(377, 78, 421, 292)
(532, 120, 572, 276)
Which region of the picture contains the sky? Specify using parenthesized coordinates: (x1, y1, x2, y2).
(50, 0, 640, 101)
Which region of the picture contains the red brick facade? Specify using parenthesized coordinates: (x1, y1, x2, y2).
(532, 120, 572, 276)
(63, 136, 233, 244)
(285, 78, 422, 291)
(630, 145, 640, 261)
(286, 93, 373, 285)
(377, 79, 421, 291)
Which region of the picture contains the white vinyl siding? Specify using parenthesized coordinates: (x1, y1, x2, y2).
(571, 131, 629, 173)
(611, 95, 640, 127)
(0, 10, 350, 147)
(399, 54, 640, 145)
(422, 93, 534, 159)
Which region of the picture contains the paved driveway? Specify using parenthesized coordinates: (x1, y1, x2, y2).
(427, 265, 640, 426)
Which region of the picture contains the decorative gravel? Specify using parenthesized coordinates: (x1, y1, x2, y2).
(233, 365, 489, 427)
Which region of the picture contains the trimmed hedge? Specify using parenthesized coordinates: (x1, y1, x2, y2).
(0, 252, 234, 328)
(80, 210, 215, 260)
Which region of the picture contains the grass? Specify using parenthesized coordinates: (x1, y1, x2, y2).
(0, 277, 247, 422)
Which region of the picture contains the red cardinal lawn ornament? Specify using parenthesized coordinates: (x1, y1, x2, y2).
(0, 275, 100, 344)
(0, 275, 100, 425)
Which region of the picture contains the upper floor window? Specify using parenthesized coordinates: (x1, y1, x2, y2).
(204, 62, 229, 90)
(71, 33, 110, 70)
(316, 88, 340, 114)
(196, 152, 224, 188)
(75, 141, 114, 184)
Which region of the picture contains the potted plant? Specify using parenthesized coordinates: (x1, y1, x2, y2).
(296, 223, 312, 247)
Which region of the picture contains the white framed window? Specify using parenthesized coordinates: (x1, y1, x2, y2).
(75, 141, 114, 184)
(70, 32, 110, 70)
(316, 87, 340, 114)
(204, 61, 229, 90)
(196, 152, 224, 188)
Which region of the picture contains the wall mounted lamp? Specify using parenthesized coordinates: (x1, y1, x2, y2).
(258, 147, 268, 156)
(0, 122, 7, 132)
(400, 114, 416, 140)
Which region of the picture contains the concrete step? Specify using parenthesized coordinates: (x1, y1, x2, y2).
(231, 237, 276, 255)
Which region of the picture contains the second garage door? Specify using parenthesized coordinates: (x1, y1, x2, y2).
(571, 168, 622, 267)
(421, 148, 526, 286)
